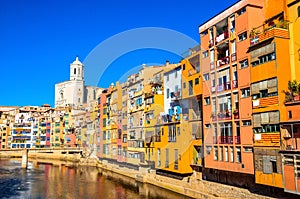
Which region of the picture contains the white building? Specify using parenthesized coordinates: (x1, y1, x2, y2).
(163, 65, 182, 117)
(55, 57, 101, 108)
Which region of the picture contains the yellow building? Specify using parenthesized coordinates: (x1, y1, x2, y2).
(143, 68, 164, 169)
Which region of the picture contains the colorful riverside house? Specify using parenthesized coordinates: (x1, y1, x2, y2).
(50, 107, 67, 147)
(10, 106, 40, 149)
(101, 88, 112, 161)
(97, 89, 107, 159)
(199, 0, 264, 187)
(143, 68, 164, 169)
(278, 1, 300, 194)
(121, 82, 128, 164)
(0, 107, 18, 149)
(37, 105, 52, 148)
(248, 3, 293, 188)
(180, 46, 203, 173)
(108, 82, 122, 163)
(157, 62, 187, 178)
(127, 65, 165, 170)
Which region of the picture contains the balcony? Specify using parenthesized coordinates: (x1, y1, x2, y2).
(219, 136, 233, 144)
(250, 25, 289, 46)
(216, 56, 230, 67)
(215, 31, 228, 44)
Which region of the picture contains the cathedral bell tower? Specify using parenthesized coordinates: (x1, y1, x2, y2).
(70, 56, 84, 81)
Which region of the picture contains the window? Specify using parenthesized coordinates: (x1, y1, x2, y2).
(244, 147, 253, 152)
(175, 71, 178, 78)
(165, 148, 169, 168)
(238, 32, 247, 42)
(240, 59, 248, 69)
(225, 147, 229, 162)
(203, 73, 209, 81)
(182, 64, 186, 70)
(74, 68, 76, 75)
(205, 124, 211, 128)
(204, 97, 210, 105)
(157, 148, 161, 167)
(288, 110, 292, 119)
(202, 50, 209, 58)
(251, 52, 276, 66)
(237, 7, 246, 16)
(167, 74, 169, 81)
(214, 146, 218, 160)
(174, 149, 179, 170)
(230, 147, 234, 162)
(177, 126, 180, 136)
(188, 80, 193, 95)
(236, 147, 241, 163)
(241, 87, 250, 97)
(195, 78, 199, 85)
(183, 82, 186, 88)
(219, 147, 223, 161)
(78, 98, 81, 103)
(167, 88, 170, 99)
(201, 30, 208, 36)
(271, 159, 277, 173)
(242, 120, 252, 126)
(263, 156, 277, 174)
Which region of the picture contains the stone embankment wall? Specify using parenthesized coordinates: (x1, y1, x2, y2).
(0, 151, 275, 199)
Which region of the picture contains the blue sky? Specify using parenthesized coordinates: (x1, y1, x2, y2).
(0, 0, 237, 107)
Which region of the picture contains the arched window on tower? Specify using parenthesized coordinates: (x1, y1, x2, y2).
(78, 68, 80, 76)
(60, 92, 64, 100)
(74, 68, 76, 75)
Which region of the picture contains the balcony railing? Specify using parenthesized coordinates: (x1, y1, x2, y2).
(219, 136, 233, 144)
(235, 136, 241, 144)
(217, 111, 232, 120)
(216, 56, 230, 67)
(168, 136, 176, 142)
(215, 31, 229, 44)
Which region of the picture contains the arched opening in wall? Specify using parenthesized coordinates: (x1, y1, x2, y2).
(78, 68, 80, 76)
(93, 90, 96, 100)
(298, 6, 300, 17)
(60, 92, 64, 100)
(74, 68, 76, 75)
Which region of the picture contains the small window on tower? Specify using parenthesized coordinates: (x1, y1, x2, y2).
(74, 68, 76, 75)
(78, 68, 80, 75)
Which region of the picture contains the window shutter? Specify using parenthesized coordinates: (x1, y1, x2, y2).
(263, 156, 272, 174)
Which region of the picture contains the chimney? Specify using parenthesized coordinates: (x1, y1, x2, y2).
(166, 60, 170, 66)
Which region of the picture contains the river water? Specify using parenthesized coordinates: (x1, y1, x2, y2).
(0, 159, 192, 199)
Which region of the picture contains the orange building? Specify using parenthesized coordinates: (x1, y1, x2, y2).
(249, 6, 291, 189)
(199, 0, 264, 187)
